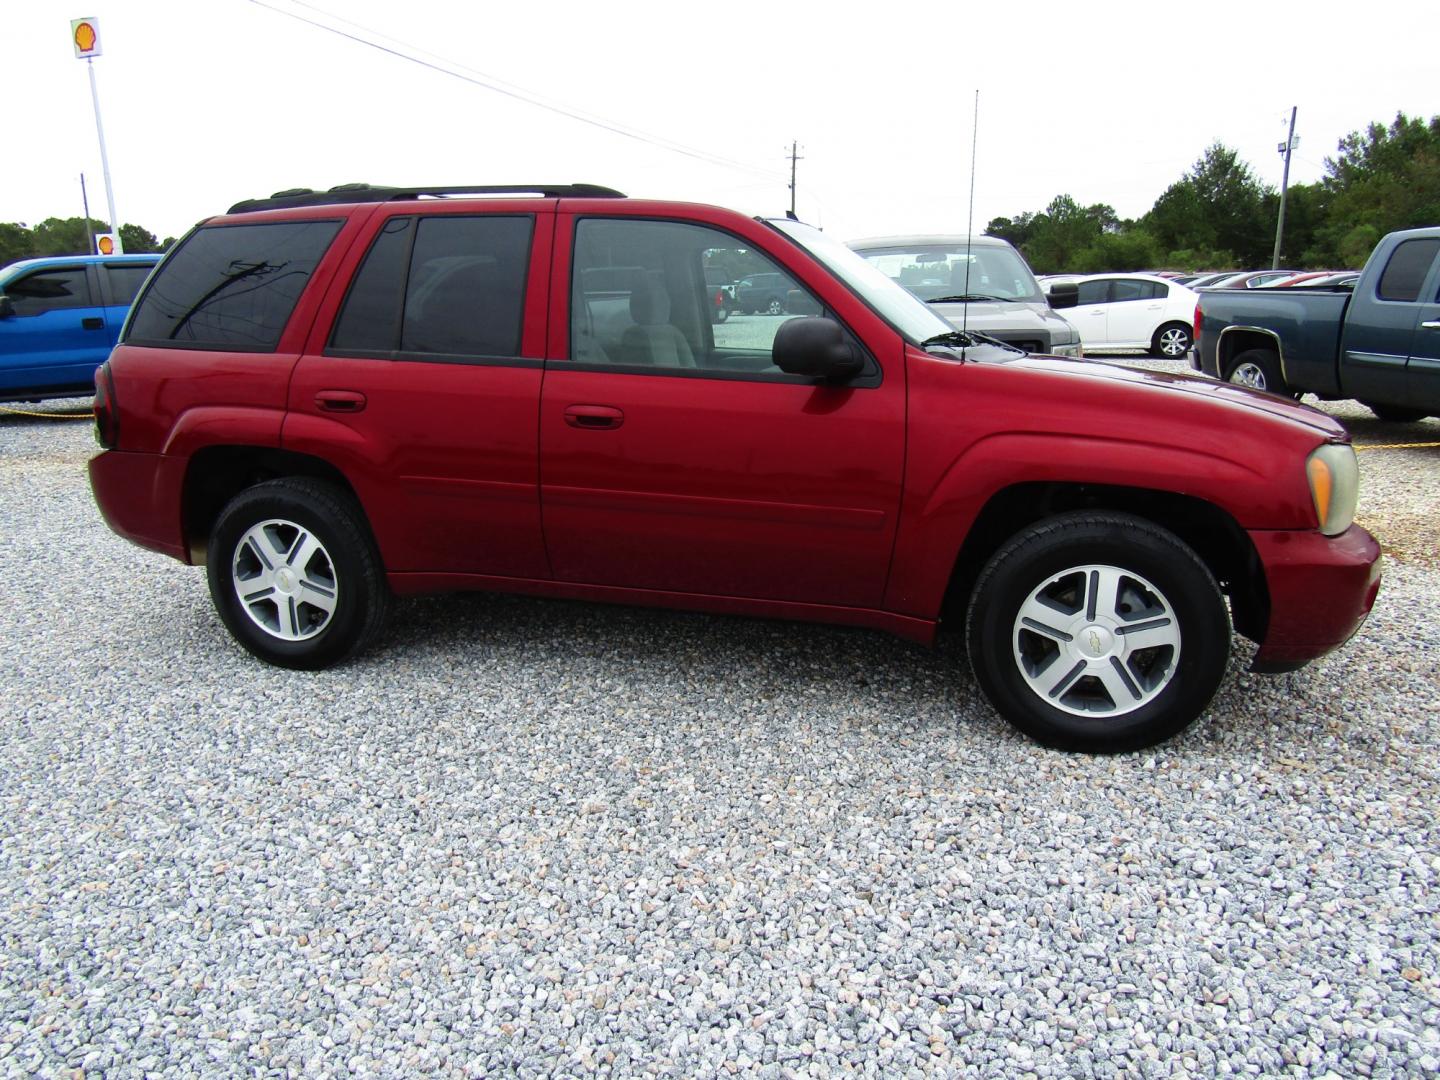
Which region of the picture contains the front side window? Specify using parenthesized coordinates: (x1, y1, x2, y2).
(1377, 238, 1440, 303)
(126, 220, 342, 350)
(331, 215, 532, 359)
(5, 268, 92, 315)
(570, 218, 827, 375)
(1076, 280, 1108, 306)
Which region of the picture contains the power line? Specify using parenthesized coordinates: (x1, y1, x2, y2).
(244, 0, 785, 182)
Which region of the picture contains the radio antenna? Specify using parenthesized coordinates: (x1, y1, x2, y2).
(963, 90, 979, 342)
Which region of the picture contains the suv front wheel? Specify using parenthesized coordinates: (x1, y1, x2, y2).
(966, 512, 1230, 752)
(206, 478, 389, 669)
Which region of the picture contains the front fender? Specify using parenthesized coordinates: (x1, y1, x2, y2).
(883, 429, 1308, 619)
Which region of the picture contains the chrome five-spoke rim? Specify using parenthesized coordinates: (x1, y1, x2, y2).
(1159, 328, 1190, 356)
(1013, 564, 1180, 718)
(231, 519, 338, 641)
(1229, 362, 1267, 390)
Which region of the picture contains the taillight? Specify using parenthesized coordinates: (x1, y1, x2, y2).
(1193, 300, 1202, 346)
(715, 289, 724, 308)
(93, 361, 118, 449)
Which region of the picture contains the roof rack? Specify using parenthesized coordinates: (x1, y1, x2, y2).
(227, 183, 627, 215)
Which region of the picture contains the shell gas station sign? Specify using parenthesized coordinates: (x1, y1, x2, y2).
(71, 17, 102, 58)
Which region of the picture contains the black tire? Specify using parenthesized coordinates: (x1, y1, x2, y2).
(1224, 348, 1291, 397)
(765, 295, 786, 316)
(1149, 321, 1193, 358)
(966, 512, 1230, 753)
(1361, 401, 1429, 423)
(206, 478, 388, 670)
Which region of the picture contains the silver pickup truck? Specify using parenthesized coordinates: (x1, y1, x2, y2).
(1193, 227, 1440, 422)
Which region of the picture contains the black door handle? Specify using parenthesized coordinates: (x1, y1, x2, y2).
(82, 317, 105, 330)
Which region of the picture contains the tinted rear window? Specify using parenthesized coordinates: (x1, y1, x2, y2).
(1376, 238, 1440, 303)
(103, 264, 154, 306)
(126, 220, 341, 349)
(330, 215, 532, 359)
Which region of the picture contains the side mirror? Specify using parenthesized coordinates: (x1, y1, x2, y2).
(1046, 282, 1079, 310)
(773, 316, 864, 381)
(0, 296, 14, 319)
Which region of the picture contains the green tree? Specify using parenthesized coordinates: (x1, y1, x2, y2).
(28, 217, 112, 256)
(1311, 113, 1440, 265)
(1020, 196, 1120, 273)
(0, 223, 31, 266)
(118, 223, 165, 253)
(1146, 143, 1274, 266)
(984, 212, 1037, 248)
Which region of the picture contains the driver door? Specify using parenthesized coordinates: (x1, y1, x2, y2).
(539, 213, 905, 608)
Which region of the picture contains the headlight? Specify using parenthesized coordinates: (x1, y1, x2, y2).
(1306, 443, 1358, 536)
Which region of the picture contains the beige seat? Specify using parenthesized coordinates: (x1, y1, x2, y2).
(620, 273, 695, 368)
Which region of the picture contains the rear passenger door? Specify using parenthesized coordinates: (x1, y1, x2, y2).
(1406, 247, 1440, 407)
(1342, 237, 1440, 405)
(287, 206, 553, 578)
(1105, 279, 1165, 349)
(0, 263, 108, 394)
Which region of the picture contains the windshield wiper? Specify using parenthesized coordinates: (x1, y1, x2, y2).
(926, 293, 1012, 304)
(920, 330, 1025, 354)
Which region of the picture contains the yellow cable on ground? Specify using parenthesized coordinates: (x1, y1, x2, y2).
(1354, 442, 1440, 452)
(0, 404, 93, 420)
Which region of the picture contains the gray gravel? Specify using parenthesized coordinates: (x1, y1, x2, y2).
(1, 391, 1438, 1078)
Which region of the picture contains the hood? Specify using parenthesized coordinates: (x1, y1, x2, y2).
(930, 299, 1066, 335)
(1008, 354, 1348, 438)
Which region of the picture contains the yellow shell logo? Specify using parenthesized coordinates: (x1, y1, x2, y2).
(74, 21, 98, 53)
(97, 235, 115, 255)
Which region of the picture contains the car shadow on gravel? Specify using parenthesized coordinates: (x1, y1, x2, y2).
(363, 590, 1330, 757)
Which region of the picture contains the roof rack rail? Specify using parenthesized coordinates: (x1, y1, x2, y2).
(227, 183, 627, 215)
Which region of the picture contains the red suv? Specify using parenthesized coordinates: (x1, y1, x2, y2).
(89, 183, 1381, 752)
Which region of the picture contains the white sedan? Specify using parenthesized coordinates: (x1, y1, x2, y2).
(1041, 273, 1198, 358)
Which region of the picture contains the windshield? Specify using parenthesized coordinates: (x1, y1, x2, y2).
(769, 220, 954, 345)
(849, 241, 1046, 305)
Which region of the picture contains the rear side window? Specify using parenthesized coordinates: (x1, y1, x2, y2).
(126, 220, 341, 350)
(330, 215, 533, 359)
(103, 263, 154, 306)
(4, 268, 93, 315)
(1376, 238, 1440, 303)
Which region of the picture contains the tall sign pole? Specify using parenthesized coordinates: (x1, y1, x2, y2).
(1272, 106, 1298, 270)
(71, 17, 121, 253)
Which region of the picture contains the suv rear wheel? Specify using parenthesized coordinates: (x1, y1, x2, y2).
(966, 512, 1229, 752)
(206, 478, 389, 669)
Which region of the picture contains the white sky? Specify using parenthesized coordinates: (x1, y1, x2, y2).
(6, 0, 1436, 244)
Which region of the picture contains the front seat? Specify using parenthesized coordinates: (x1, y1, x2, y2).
(620, 273, 695, 368)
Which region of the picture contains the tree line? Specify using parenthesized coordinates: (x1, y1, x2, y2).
(0, 218, 174, 265)
(985, 112, 1440, 274)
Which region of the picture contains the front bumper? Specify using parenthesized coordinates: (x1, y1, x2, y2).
(1248, 524, 1381, 667)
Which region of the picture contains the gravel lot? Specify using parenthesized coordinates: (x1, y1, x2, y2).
(1, 375, 1438, 1078)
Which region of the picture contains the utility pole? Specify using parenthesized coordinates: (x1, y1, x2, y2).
(787, 141, 804, 218)
(1272, 106, 1298, 269)
(80, 174, 94, 256)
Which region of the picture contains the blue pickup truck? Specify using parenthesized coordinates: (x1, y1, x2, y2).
(0, 253, 160, 403)
(1194, 227, 1440, 421)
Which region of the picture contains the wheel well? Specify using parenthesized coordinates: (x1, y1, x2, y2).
(182, 447, 359, 565)
(941, 482, 1268, 642)
(1216, 329, 1279, 377)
